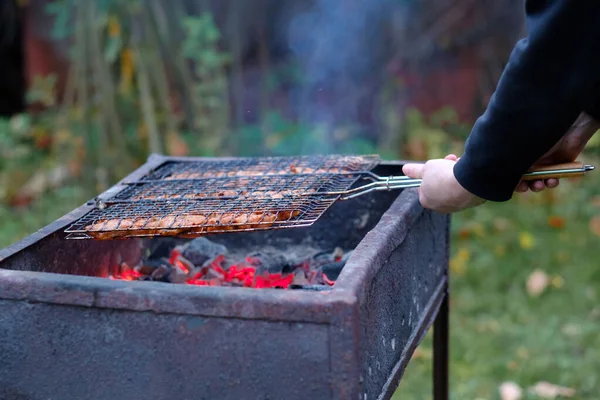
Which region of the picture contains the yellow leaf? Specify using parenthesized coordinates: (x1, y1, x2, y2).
(107, 15, 121, 38)
(551, 275, 564, 289)
(589, 215, 600, 236)
(137, 123, 148, 140)
(493, 217, 510, 232)
(554, 251, 569, 263)
(494, 244, 506, 257)
(471, 222, 485, 238)
(55, 129, 71, 145)
(71, 106, 83, 120)
(450, 247, 470, 276)
(120, 48, 135, 95)
(519, 232, 535, 249)
(265, 134, 282, 150)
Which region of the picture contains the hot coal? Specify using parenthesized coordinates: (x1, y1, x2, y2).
(244, 250, 295, 274)
(321, 261, 346, 281)
(137, 259, 171, 275)
(145, 238, 182, 260)
(176, 237, 228, 267)
(108, 237, 350, 290)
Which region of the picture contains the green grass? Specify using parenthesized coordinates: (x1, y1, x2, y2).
(395, 174, 600, 399)
(1, 174, 599, 399)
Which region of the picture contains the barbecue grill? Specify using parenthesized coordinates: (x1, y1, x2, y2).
(63, 154, 594, 240)
(0, 154, 450, 400)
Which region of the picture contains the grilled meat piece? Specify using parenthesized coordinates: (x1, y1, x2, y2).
(84, 209, 301, 239)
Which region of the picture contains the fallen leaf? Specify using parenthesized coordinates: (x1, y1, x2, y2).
(476, 319, 501, 333)
(551, 275, 564, 289)
(589, 215, 600, 236)
(519, 232, 535, 249)
(494, 245, 506, 257)
(554, 251, 569, 263)
(450, 247, 470, 276)
(412, 347, 432, 360)
(499, 381, 522, 400)
(405, 138, 428, 160)
(166, 131, 189, 157)
(516, 346, 529, 359)
(561, 323, 580, 337)
(507, 360, 519, 370)
(547, 215, 565, 229)
(530, 381, 575, 398)
(493, 217, 510, 232)
(470, 222, 485, 238)
(457, 229, 471, 240)
(526, 269, 549, 297)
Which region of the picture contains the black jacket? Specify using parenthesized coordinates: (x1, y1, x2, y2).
(454, 0, 600, 202)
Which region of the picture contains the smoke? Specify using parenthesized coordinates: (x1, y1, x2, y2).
(285, 0, 395, 153)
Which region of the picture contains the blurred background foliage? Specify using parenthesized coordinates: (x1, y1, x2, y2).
(1, 0, 600, 398)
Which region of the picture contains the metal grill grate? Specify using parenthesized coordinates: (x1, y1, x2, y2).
(142, 154, 380, 181)
(113, 174, 359, 202)
(64, 154, 381, 239)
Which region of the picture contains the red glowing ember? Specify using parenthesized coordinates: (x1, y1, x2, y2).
(108, 239, 344, 290)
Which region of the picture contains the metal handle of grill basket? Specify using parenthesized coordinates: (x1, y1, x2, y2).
(327, 161, 595, 200)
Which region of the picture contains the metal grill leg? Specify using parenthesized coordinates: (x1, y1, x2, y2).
(433, 292, 449, 400)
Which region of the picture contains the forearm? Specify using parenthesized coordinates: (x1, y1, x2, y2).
(454, 0, 600, 202)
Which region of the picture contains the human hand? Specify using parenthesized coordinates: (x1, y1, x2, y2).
(515, 112, 599, 193)
(402, 154, 486, 214)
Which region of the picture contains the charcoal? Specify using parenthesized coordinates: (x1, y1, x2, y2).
(312, 247, 346, 265)
(321, 261, 346, 280)
(312, 250, 333, 263)
(168, 267, 189, 284)
(332, 247, 344, 261)
(291, 268, 310, 286)
(246, 251, 292, 274)
(178, 238, 228, 267)
(137, 258, 171, 275)
(150, 264, 172, 282)
(341, 250, 353, 262)
(146, 238, 183, 260)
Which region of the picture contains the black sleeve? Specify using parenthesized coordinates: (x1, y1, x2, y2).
(453, 0, 600, 202)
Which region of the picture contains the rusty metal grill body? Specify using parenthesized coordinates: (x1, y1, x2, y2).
(0, 155, 450, 400)
(64, 154, 381, 239)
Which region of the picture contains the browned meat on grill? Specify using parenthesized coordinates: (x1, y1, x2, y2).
(85, 209, 301, 239)
(164, 166, 353, 180)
